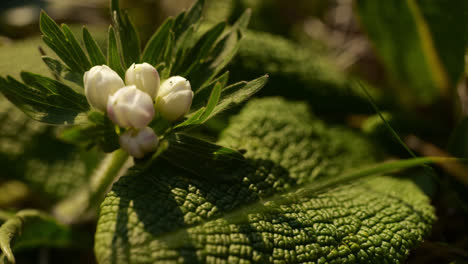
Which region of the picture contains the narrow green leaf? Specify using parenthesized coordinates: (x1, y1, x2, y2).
(161, 133, 245, 182)
(183, 22, 227, 76)
(20, 72, 89, 111)
(39, 11, 89, 74)
(356, 0, 467, 105)
(61, 24, 91, 70)
(60, 111, 119, 152)
(173, 107, 205, 129)
(110, 0, 140, 67)
(173, 0, 205, 37)
(41, 56, 83, 86)
(0, 76, 88, 125)
(192, 71, 229, 109)
(197, 81, 222, 123)
(210, 74, 268, 118)
(142, 18, 174, 66)
(107, 26, 125, 78)
(83, 27, 107, 66)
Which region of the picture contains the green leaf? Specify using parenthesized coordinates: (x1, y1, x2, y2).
(196, 81, 222, 123)
(0, 210, 87, 264)
(173, 0, 205, 38)
(142, 18, 174, 67)
(41, 56, 83, 86)
(110, 0, 140, 68)
(83, 27, 107, 66)
(160, 133, 245, 182)
(210, 74, 268, 118)
(60, 111, 120, 152)
(355, 0, 468, 105)
(173, 22, 227, 85)
(0, 74, 88, 125)
(107, 26, 125, 78)
(187, 9, 251, 88)
(39, 11, 90, 74)
(95, 98, 434, 263)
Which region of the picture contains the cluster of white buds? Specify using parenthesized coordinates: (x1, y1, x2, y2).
(83, 63, 194, 158)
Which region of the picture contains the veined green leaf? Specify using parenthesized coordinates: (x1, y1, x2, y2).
(173, 0, 205, 38)
(173, 107, 206, 129)
(192, 71, 230, 110)
(41, 56, 83, 86)
(61, 24, 91, 70)
(60, 111, 119, 152)
(355, 0, 467, 105)
(83, 27, 107, 66)
(39, 12, 90, 74)
(20, 72, 88, 111)
(210, 74, 268, 118)
(0, 75, 88, 125)
(178, 22, 226, 80)
(197, 81, 222, 123)
(107, 26, 125, 78)
(142, 18, 174, 66)
(95, 98, 434, 263)
(111, 0, 140, 68)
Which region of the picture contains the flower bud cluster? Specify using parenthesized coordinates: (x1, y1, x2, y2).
(83, 63, 194, 158)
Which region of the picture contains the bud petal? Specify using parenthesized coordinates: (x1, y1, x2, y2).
(107, 85, 155, 128)
(84, 65, 125, 112)
(125, 63, 160, 99)
(156, 76, 194, 121)
(119, 127, 159, 158)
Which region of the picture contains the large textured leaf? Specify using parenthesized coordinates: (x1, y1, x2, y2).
(355, 0, 468, 105)
(95, 98, 434, 263)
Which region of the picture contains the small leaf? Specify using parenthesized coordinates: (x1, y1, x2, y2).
(83, 27, 107, 66)
(173, 107, 205, 129)
(39, 11, 90, 74)
(0, 75, 88, 125)
(191, 71, 229, 110)
(41, 56, 83, 86)
(197, 81, 222, 123)
(60, 24, 91, 70)
(111, 0, 140, 68)
(60, 111, 119, 152)
(173, 22, 227, 82)
(142, 18, 174, 66)
(173, 0, 205, 38)
(161, 133, 245, 182)
(107, 26, 125, 78)
(210, 74, 268, 118)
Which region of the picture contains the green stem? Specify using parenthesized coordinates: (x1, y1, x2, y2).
(53, 149, 130, 223)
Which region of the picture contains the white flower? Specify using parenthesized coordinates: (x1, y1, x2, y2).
(119, 127, 159, 158)
(156, 76, 194, 121)
(107, 85, 155, 128)
(84, 65, 125, 112)
(125, 63, 160, 99)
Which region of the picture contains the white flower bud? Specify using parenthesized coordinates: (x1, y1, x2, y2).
(125, 63, 160, 99)
(107, 85, 155, 129)
(84, 65, 125, 112)
(156, 76, 194, 121)
(119, 127, 159, 158)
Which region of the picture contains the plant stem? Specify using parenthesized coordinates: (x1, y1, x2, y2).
(53, 149, 130, 224)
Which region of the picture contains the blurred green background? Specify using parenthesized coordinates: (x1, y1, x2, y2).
(1, 0, 467, 263)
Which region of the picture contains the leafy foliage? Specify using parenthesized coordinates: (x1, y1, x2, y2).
(356, 0, 468, 105)
(95, 98, 434, 263)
